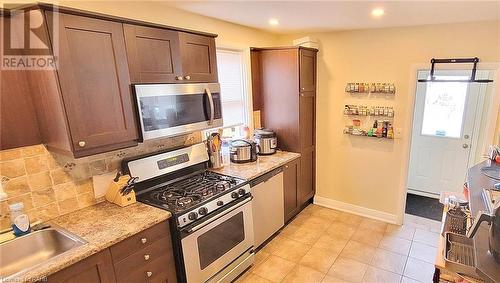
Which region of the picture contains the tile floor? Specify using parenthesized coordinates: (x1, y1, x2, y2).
(236, 204, 442, 283)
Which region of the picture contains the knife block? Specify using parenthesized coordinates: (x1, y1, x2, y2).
(105, 176, 136, 207)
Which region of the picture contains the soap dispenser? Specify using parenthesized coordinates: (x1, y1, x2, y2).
(9, 202, 31, 237)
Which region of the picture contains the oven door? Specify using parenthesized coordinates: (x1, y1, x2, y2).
(181, 196, 254, 283)
(134, 83, 223, 140)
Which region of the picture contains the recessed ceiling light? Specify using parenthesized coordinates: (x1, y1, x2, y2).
(371, 8, 385, 17)
(268, 18, 279, 26)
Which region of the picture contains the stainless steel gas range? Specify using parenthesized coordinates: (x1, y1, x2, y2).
(122, 143, 254, 283)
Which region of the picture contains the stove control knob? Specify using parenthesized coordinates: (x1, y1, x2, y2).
(231, 192, 239, 199)
(238, 189, 246, 196)
(188, 212, 198, 220)
(217, 200, 224, 206)
(198, 207, 208, 215)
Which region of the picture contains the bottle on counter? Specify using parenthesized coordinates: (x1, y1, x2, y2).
(10, 202, 30, 237)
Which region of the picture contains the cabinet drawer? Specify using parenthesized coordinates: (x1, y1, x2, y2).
(110, 221, 170, 262)
(114, 236, 172, 276)
(115, 254, 176, 283)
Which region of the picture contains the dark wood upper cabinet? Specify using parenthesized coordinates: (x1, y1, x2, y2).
(299, 49, 317, 92)
(40, 11, 139, 157)
(0, 70, 42, 150)
(251, 47, 318, 210)
(0, 15, 42, 150)
(283, 158, 301, 223)
(123, 27, 217, 84)
(124, 24, 182, 83)
(47, 249, 116, 283)
(179, 32, 218, 82)
(250, 50, 262, 111)
(4, 4, 219, 156)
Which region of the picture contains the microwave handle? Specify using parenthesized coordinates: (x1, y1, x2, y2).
(206, 88, 215, 125)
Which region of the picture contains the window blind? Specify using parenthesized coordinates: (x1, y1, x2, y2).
(216, 49, 247, 128)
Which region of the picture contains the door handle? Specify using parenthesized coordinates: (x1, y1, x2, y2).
(463, 144, 469, 149)
(464, 134, 470, 139)
(205, 88, 215, 125)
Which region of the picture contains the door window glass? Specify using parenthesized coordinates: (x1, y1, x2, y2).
(197, 212, 245, 269)
(421, 76, 469, 138)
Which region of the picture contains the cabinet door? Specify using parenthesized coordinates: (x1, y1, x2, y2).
(299, 49, 317, 92)
(299, 93, 315, 204)
(179, 32, 217, 82)
(47, 249, 116, 283)
(283, 159, 300, 223)
(124, 24, 182, 83)
(299, 149, 315, 204)
(46, 12, 138, 157)
(1, 70, 42, 150)
(0, 15, 41, 149)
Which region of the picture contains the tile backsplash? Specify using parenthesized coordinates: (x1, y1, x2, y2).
(0, 132, 202, 230)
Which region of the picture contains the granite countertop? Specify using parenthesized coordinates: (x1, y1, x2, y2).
(467, 160, 500, 283)
(210, 150, 301, 180)
(13, 201, 171, 282)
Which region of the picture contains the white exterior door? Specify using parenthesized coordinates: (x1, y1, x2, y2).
(408, 70, 484, 196)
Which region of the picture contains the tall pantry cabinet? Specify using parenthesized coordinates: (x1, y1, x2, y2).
(251, 47, 318, 220)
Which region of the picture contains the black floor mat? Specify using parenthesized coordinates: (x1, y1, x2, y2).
(405, 193, 443, 221)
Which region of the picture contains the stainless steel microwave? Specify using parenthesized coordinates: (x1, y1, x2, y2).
(133, 83, 223, 141)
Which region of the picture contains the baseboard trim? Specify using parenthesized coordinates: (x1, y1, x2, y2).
(313, 195, 398, 224)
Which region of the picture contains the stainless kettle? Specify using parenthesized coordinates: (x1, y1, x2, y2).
(467, 190, 500, 263)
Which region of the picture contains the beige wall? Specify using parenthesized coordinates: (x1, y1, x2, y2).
(278, 21, 500, 219)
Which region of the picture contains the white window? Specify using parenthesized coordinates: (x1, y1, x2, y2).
(205, 49, 249, 139)
(421, 76, 470, 138)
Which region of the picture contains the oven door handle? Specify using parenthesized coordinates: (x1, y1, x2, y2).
(187, 196, 252, 233)
(205, 87, 215, 125)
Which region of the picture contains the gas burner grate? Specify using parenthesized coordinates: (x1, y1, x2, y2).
(141, 171, 243, 213)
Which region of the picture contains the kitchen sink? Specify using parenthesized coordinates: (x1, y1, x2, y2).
(0, 227, 87, 280)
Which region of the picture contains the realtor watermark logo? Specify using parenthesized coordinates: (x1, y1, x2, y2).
(1, 6, 59, 70)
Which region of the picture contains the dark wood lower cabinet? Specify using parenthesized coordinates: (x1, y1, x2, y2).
(283, 158, 301, 223)
(47, 249, 116, 283)
(299, 149, 315, 204)
(46, 221, 176, 283)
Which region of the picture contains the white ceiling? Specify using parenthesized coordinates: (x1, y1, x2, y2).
(163, 1, 500, 34)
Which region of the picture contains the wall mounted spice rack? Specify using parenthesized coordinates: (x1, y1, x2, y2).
(345, 83, 396, 94)
(344, 105, 394, 117)
(343, 119, 394, 139)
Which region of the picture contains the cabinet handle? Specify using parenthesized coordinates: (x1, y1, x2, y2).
(184, 75, 191, 80)
(285, 165, 289, 169)
(78, 141, 86, 147)
(301, 87, 305, 90)
(146, 271, 153, 278)
(176, 76, 184, 81)
(141, 237, 147, 244)
(144, 254, 150, 261)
